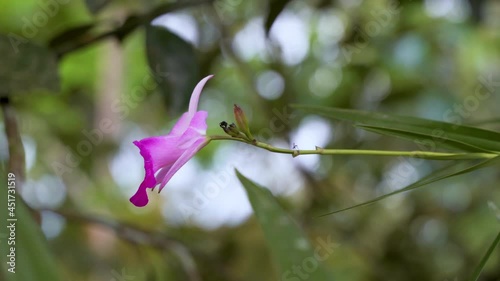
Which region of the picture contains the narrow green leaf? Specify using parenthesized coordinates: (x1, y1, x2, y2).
(236, 169, 334, 280)
(145, 25, 199, 115)
(357, 125, 489, 152)
(319, 156, 500, 216)
(467, 118, 500, 125)
(470, 231, 500, 281)
(265, 0, 292, 34)
(0, 34, 60, 96)
(0, 174, 63, 280)
(291, 105, 500, 152)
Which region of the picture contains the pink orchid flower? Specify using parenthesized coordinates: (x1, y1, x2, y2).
(130, 75, 214, 207)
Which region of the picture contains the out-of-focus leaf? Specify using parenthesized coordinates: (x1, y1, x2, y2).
(84, 0, 111, 14)
(265, 0, 292, 34)
(0, 175, 62, 281)
(357, 125, 490, 152)
(470, 231, 500, 281)
(319, 156, 500, 216)
(292, 105, 500, 152)
(48, 24, 95, 50)
(467, 118, 500, 125)
(0, 34, 60, 97)
(236, 169, 334, 280)
(145, 25, 198, 115)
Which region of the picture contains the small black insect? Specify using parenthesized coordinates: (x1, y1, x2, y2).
(220, 121, 241, 137)
(220, 121, 228, 129)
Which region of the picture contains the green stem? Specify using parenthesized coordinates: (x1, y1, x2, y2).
(208, 135, 498, 160)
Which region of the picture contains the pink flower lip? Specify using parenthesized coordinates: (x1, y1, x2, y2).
(130, 75, 214, 207)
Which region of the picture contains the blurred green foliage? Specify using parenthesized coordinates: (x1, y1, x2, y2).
(0, 0, 499, 280)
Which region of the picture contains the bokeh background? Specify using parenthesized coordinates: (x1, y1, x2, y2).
(1, 0, 500, 280)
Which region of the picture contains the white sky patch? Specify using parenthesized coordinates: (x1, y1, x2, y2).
(164, 158, 203, 191)
(41, 211, 66, 240)
(312, 10, 344, 64)
(317, 11, 345, 45)
(270, 11, 310, 65)
(183, 173, 253, 230)
(109, 127, 147, 194)
(161, 144, 253, 229)
(440, 182, 471, 212)
(424, 0, 470, 22)
(151, 13, 199, 45)
(22, 135, 36, 172)
(250, 139, 305, 195)
(233, 18, 267, 61)
(256, 70, 285, 100)
(160, 167, 254, 230)
(0, 125, 7, 161)
(358, 68, 391, 108)
(308, 66, 342, 97)
(393, 34, 426, 69)
(291, 117, 333, 172)
(161, 140, 306, 229)
(415, 218, 448, 246)
(379, 159, 421, 194)
(22, 175, 67, 209)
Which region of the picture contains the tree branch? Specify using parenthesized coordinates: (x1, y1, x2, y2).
(55, 0, 214, 57)
(43, 208, 201, 281)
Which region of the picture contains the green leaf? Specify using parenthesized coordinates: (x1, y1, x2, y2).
(0, 174, 63, 281)
(319, 156, 500, 216)
(0, 34, 60, 97)
(357, 125, 489, 152)
(467, 118, 500, 125)
(291, 105, 500, 152)
(265, 0, 292, 34)
(236, 169, 334, 280)
(145, 25, 199, 115)
(470, 231, 500, 281)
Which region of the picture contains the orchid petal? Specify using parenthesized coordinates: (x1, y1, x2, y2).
(170, 110, 208, 137)
(188, 75, 214, 115)
(158, 137, 209, 191)
(177, 111, 208, 149)
(130, 183, 149, 207)
(188, 110, 208, 134)
(134, 136, 183, 176)
(169, 112, 191, 136)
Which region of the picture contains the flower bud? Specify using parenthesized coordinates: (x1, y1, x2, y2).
(234, 104, 254, 140)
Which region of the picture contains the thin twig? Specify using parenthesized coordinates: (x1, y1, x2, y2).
(1, 97, 25, 190)
(43, 208, 201, 281)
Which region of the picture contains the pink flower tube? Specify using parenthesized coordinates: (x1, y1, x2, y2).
(130, 75, 214, 207)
